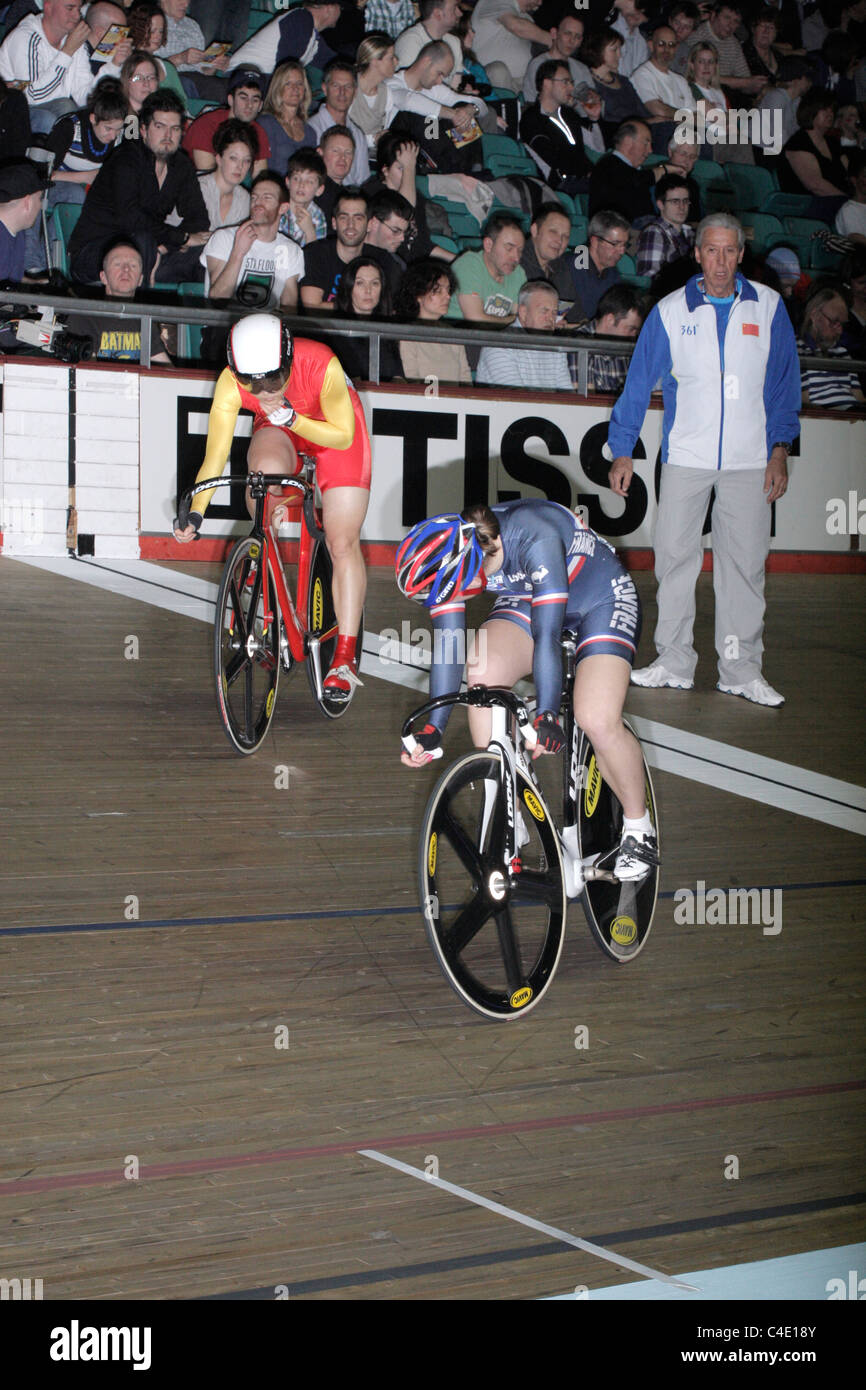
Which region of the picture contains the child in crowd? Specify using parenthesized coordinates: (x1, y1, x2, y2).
(280, 149, 328, 246)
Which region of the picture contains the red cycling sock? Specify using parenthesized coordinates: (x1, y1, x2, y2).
(333, 634, 356, 669)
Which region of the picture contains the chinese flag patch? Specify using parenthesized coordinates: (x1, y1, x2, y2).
(742, 323, 759, 336)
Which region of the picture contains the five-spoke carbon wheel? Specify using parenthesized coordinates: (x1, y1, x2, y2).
(419, 752, 566, 1020)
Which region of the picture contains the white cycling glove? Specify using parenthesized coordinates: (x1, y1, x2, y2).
(267, 404, 296, 428)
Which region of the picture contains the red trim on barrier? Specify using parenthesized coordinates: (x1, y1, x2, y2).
(139, 535, 865, 573)
(619, 548, 866, 574)
(139, 535, 396, 566)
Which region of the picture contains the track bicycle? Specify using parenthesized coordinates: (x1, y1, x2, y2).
(401, 630, 660, 1020)
(176, 457, 363, 754)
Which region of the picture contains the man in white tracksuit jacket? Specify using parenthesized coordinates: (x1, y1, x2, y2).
(607, 213, 800, 707)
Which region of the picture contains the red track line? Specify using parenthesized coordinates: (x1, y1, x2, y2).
(3, 1079, 863, 1197)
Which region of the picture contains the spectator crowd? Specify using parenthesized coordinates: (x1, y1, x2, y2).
(0, 0, 864, 398)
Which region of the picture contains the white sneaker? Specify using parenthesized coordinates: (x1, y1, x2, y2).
(717, 678, 784, 708)
(516, 811, 530, 850)
(630, 662, 694, 690)
(614, 829, 659, 882)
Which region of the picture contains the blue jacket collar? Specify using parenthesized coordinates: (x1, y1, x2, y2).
(684, 273, 758, 312)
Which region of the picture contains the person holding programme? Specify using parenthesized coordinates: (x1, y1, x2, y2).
(607, 213, 800, 707)
(0, 0, 92, 133)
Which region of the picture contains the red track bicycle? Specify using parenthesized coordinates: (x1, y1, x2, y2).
(177, 456, 363, 754)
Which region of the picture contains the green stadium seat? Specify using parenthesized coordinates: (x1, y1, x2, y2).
(690, 159, 730, 188)
(621, 273, 652, 290)
(764, 191, 811, 218)
(246, 5, 275, 41)
(809, 239, 844, 272)
(50, 202, 82, 275)
(705, 183, 739, 213)
(617, 252, 637, 276)
(742, 212, 784, 253)
(569, 215, 588, 248)
(783, 215, 832, 240)
(723, 163, 776, 210)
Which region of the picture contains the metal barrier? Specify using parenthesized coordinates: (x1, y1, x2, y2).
(1, 289, 864, 389)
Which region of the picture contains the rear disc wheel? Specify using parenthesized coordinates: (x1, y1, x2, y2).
(576, 720, 659, 961)
(306, 540, 364, 720)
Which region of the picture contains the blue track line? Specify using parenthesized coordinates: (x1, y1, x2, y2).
(1, 878, 864, 938)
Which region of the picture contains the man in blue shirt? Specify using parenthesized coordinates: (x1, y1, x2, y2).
(607, 213, 800, 707)
(0, 159, 46, 283)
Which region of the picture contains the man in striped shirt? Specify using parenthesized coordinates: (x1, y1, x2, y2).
(0, 0, 93, 133)
(476, 280, 572, 389)
(365, 0, 417, 41)
(798, 288, 865, 410)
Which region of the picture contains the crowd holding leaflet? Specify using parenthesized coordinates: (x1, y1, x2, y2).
(2, 0, 865, 741)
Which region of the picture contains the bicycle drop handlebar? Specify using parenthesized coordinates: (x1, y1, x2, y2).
(401, 687, 539, 758)
(174, 471, 315, 535)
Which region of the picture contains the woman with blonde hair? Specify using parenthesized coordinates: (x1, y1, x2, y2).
(259, 60, 316, 173)
(686, 42, 726, 114)
(686, 41, 754, 164)
(350, 30, 399, 151)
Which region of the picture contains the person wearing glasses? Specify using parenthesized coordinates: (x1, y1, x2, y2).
(571, 208, 631, 320)
(636, 173, 696, 277)
(174, 313, 371, 703)
(631, 24, 697, 153)
(797, 287, 865, 410)
(520, 60, 594, 195)
(119, 51, 160, 132)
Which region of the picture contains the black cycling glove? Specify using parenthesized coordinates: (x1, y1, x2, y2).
(533, 712, 565, 754)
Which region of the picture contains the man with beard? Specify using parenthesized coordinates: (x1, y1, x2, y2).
(202, 170, 304, 309)
(68, 90, 209, 284)
(301, 187, 394, 310)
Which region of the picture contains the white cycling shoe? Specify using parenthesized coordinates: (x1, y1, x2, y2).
(614, 829, 659, 882)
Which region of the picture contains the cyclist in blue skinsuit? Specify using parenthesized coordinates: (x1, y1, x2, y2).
(396, 498, 656, 880)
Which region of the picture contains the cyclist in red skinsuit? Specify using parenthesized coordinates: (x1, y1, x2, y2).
(174, 314, 371, 699)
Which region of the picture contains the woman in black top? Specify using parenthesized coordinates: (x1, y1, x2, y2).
(742, 8, 781, 82)
(582, 26, 650, 145)
(781, 88, 850, 221)
(327, 256, 402, 382)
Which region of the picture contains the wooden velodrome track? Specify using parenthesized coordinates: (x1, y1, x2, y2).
(0, 553, 863, 1301)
